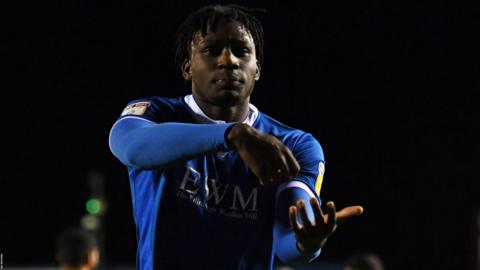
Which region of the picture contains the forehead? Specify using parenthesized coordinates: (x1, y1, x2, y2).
(192, 19, 254, 46)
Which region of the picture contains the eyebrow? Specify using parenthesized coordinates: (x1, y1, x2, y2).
(199, 35, 254, 47)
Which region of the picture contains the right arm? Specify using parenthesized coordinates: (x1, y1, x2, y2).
(110, 118, 300, 186)
(109, 116, 234, 170)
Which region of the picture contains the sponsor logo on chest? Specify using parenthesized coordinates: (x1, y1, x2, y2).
(176, 167, 260, 220)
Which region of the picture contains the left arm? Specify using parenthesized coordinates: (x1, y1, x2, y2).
(273, 133, 363, 265)
(274, 182, 322, 264)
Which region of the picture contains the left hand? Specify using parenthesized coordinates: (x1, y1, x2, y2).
(289, 198, 364, 254)
(227, 123, 300, 186)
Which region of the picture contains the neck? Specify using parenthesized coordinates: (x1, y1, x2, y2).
(192, 94, 250, 123)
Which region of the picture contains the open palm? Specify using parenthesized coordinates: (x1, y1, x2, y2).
(289, 198, 364, 254)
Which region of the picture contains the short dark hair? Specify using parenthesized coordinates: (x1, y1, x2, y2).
(174, 4, 265, 72)
(56, 227, 98, 267)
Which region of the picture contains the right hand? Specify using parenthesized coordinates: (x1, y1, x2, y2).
(227, 123, 300, 186)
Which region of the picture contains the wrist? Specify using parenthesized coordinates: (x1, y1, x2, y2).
(226, 123, 251, 150)
(295, 242, 322, 263)
(296, 242, 311, 255)
(296, 241, 323, 255)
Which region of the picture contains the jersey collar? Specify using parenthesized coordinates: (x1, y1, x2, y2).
(184, 94, 258, 126)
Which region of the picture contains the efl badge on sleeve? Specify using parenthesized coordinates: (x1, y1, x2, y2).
(121, 102, 150, 116)
(315, 162, 325, 195)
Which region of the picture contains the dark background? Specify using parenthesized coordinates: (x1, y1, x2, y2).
(6, 0, 479, 269)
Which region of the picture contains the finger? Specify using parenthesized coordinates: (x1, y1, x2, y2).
(251, 163, 268, 186)
(262, 157, 284, 185)
(271, 148, 293, 182)
(326, 201, 337, 233)
(255, 172, 265, 185)
(289, 206, 302, 233)
(270, 158, 288, 183)
(277, 154, 291, 179)
(297, 200, 314, 231)
(258, 173, 271, 186)
(257, 177, 264, 186)
(336, 206, 364, 223)
(258, 168, 274, 186)
(282, 147, 300, 177)
(309, 197, 325, 225)
(269, 170, 281, 185)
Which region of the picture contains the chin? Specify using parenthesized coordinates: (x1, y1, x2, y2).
(212, 90, 245, 107)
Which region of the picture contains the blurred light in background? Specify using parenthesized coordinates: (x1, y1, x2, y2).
(86, 198, 102, 215)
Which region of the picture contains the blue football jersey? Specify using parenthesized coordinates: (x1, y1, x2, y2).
(109, 96, 325, 270)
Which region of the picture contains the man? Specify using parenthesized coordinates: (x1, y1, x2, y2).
(56, 227, 99, 270)
(109, 4, 363, 270)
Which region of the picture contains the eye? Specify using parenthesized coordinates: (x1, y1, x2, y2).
(201, 46, 221, 56)
(201, 47, 212, 54)
(234, 47, 250, 56)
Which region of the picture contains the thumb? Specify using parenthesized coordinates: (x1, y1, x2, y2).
(336, 206, 364, 222)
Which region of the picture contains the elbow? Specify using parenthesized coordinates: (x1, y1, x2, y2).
(110, 129, 149, 169)
(118, 139, 156, 170)
(109, 119, 168, 170)
(110, 137, 136, 168)
(121, 143, 143, 169)
(113, 136, 169, 170)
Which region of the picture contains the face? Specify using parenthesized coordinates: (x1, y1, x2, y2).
(182, 19, 260, 107)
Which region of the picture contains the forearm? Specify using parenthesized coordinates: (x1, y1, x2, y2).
(274, 183, 321, 265)
(274, 222, 321, 265)
(109, 117, 234, 169)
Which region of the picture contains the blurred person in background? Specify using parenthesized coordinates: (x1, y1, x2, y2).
(344, 253, 385, 270)
(56, 227, 99, 270)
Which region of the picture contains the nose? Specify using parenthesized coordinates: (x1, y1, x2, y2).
(217, 48, 239, 69)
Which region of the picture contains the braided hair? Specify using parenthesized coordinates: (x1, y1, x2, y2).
(174, 4, 265, 73)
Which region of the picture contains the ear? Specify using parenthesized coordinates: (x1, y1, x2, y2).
(255, 61, 261, 81)
(181, 60, 192, 81)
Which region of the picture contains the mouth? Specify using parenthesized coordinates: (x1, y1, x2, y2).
(215, 80, 241, 90)
(212, 75, 244, 89)
(212, 74, 243, 83)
